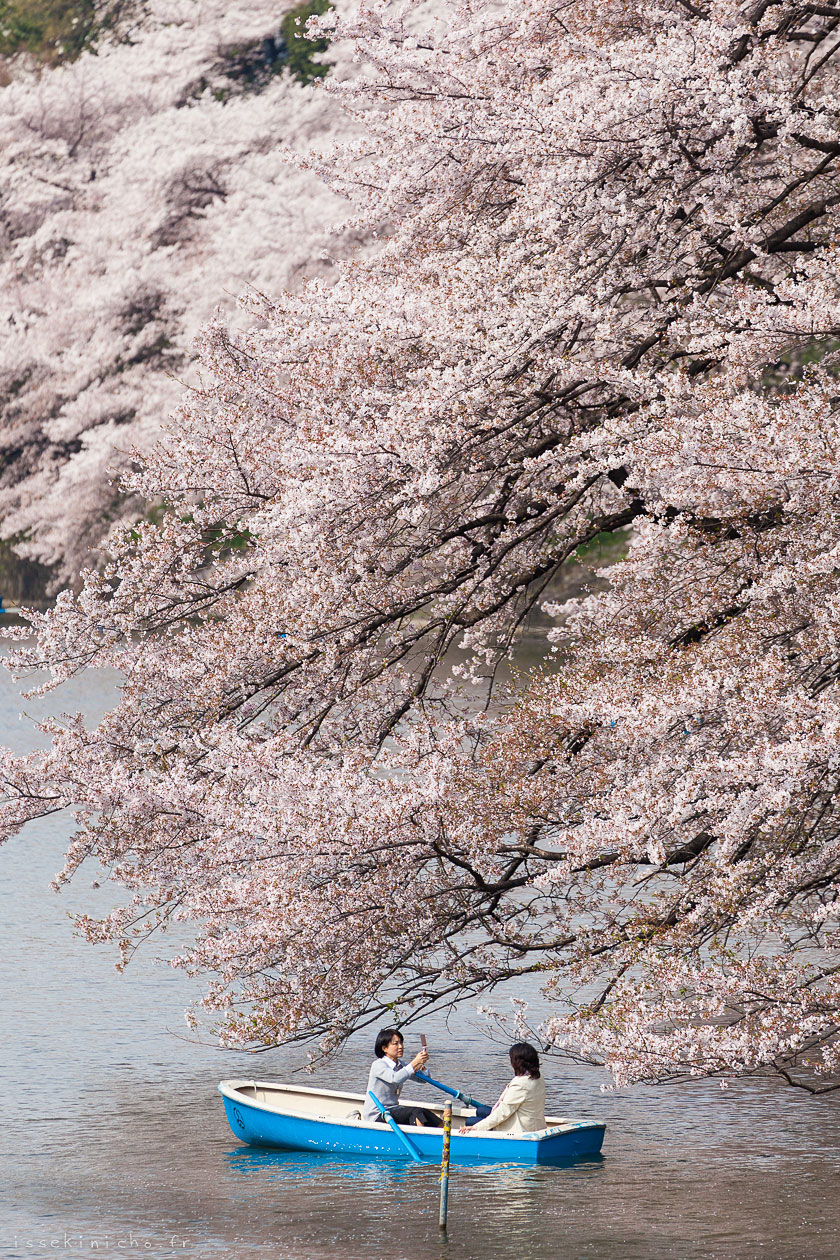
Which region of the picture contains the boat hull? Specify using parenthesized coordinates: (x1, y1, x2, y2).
(219, 1080, 605, 1165)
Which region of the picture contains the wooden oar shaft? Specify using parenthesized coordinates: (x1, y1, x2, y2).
(414, 1070, 488, 1111)
(367, 1091, 423, 1163)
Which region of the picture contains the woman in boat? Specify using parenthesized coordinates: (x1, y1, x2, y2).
(362, 1027, 440, 1127)
(458, 1042, 546, 1135)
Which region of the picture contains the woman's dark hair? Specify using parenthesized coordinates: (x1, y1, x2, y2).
(374, 1027, 404, 1058)
(509, 1041, 541, 1079)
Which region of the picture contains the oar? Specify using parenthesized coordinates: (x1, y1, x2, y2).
(367, 1092, 424, 1163)
(414, 1070, 489, 1111)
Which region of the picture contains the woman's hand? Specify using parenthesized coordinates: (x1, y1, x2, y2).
(457, 1126, 471, 1135)
(410, 1048, 429, 1071)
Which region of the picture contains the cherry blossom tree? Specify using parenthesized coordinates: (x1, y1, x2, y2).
(1, 0, 355, 588)
(3, 0, 840, 1092)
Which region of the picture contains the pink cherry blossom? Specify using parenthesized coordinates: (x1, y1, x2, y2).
(2, 0, 840, 1091)
(1, 0, 358, 586)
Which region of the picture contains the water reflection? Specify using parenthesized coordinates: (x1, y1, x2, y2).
(225, 1144, 432, 1190)
(217, 1142, 609, 1255)
(224, 1145, 604, 1187)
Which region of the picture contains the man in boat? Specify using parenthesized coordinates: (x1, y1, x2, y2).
(362, 1027, 440, 1127)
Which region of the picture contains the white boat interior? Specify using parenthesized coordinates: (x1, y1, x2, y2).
(220, 1079, 579, 1137)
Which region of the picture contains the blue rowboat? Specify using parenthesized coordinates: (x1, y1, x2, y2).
(218, 1079, 605, 1165)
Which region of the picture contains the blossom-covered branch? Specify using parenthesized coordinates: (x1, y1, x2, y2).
(1, 0, 354, 586)
(2, 0, 840, 1089)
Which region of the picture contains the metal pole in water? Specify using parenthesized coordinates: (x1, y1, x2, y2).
(439, 1101, 452, 1230)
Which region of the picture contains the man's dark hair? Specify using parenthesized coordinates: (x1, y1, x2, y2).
(374, 1026, 403, 1058)
(509, 1041, 541, 1078)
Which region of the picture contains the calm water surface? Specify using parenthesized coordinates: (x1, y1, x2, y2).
(1, 656, 839, 1260)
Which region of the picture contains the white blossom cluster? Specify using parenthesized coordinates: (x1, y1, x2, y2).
(2, 0, 840, 1090)
(1, 0, 356, 584)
